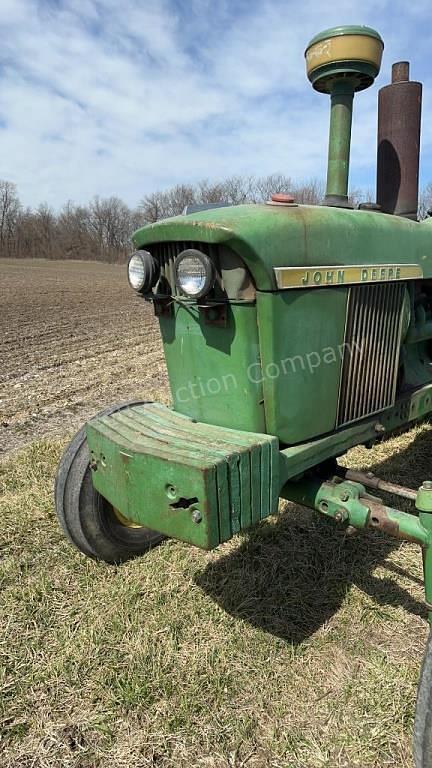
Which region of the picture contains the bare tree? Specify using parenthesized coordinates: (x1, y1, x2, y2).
(138, 173, 323, 219)
(11, 174, 429, 264)
(138, 192, 164, 224)
(88, 196, 133, 261)
(217, 176, 253, 204)
(251, 174, 293, 202)
(57, 202, 93, 260)
(34, 204, 56, 259)
(293, 178, 324, 204)
(197, 179, 227, 204)
(0, 180, 21, 257)
(419, 183, 432, 220)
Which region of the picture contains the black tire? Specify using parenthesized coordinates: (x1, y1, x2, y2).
(414, 628, 432, 767)
(54, 401, 165, 563)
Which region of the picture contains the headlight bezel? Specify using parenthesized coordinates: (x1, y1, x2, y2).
(174, 248, 215, 300)
(127, 250, 159, 294)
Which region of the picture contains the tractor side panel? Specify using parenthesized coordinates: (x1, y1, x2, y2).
(256, 288, 348, 444)
(159, 303, 266, 434)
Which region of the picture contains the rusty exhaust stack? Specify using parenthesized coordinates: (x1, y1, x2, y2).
(376, 61, 422, 219)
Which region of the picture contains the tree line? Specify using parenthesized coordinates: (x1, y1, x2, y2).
(1, 176, 431, 263)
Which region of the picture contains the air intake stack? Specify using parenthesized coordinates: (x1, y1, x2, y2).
(305, 26, 384, 207)
(376, 62, 422, 219)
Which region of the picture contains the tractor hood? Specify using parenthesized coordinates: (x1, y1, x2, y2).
(132, 203, 432, 291)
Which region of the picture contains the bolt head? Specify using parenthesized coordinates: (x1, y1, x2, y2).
(423, 481, 432, 490)
(166, 484, 177, 500)
(340, 491, 350, 502)
(191, 509, 202, 524)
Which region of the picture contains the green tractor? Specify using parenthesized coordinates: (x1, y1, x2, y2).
(55, 26, 432, 765)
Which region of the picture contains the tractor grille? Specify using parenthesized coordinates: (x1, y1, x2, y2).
(150, 241, 219, 295)
(337, 282, 405, 427)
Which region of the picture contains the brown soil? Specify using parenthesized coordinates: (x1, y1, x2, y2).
(0, 259, 169, 457)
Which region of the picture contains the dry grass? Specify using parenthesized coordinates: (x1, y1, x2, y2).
(1, 425, 431, 768)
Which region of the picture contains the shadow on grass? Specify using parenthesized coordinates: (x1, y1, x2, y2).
(195, 430, 431, 644)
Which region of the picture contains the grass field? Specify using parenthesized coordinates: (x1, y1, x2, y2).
(1, 260, 431, 767)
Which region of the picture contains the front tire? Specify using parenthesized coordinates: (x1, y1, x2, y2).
(55, 402, 165, 563)
(414, 628, 432, 767)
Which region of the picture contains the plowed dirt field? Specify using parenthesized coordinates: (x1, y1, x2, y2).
(0, 259, 169, 457)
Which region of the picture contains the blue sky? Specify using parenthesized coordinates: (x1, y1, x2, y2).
(1, 0, 432, 209)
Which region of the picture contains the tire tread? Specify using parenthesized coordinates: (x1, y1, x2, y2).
(54, 401, 164, 563)
(414, 628, 432, 767)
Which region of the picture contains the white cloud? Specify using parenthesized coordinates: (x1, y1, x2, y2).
(0, 0, 431, 208)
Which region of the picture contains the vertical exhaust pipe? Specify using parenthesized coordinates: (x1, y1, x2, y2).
(376, 62, 422, 219)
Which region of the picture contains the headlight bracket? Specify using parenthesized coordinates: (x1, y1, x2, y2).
(199, 303, 228, 327)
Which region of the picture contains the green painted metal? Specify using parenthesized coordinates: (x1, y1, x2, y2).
(377, 505, 429, 545)
(417, 505, 432, 622)
(307, 25, 383, 47)
(132, 204, 432, 292)
(416, 484, 432, 513)
(256, 288, 348, 443)
(129, 201, 432, 478)
(159, 302, 266, 434)
(130, 201, 432, 450)
(282, 476, 369, 527)
(416, 484, 432, 619)
(279, 380, 432, 482)
(310, 61, 379, 93)
(86, 402, 279, 549)
(281, 476, 429, 545)
(325, 79, 354, 203)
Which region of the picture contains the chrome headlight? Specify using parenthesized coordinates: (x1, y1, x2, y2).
(127, 250, 159, 294)
(175, 249, 214, 299)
